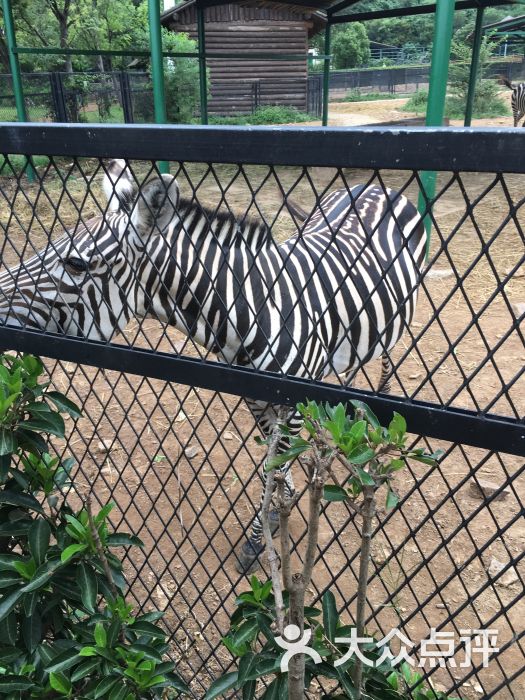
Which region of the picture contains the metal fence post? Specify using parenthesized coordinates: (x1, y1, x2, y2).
(1, 0, 34, 181)
(464, 6, 485, 127)
(197, 3, 208, 125)
(418, 0, 455, 259)
(118, 71, 134, 123)
(322, 21, 331, 126)
(148, 0, 169, 173)
(49, 72, 68, 122)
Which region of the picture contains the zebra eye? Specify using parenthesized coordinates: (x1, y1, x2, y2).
(64, 257, 89, 273)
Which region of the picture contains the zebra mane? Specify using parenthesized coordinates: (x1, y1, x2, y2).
(179, 198, 274, 251)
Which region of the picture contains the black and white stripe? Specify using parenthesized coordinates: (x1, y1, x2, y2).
(0, 161, 425, 570)
(503, 78, 525, 127)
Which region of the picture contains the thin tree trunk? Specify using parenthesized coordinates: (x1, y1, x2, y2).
(353, 485, 375, 698)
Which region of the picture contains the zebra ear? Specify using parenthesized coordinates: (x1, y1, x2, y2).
(132, 175, 180, 236)
(103, 159, 136, 213)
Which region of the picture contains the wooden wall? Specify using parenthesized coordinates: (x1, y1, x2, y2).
(164, 4, 313, 114)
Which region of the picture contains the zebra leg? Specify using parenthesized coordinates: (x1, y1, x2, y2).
(235, 401, 299, 574)
(377, 352, 393, 394)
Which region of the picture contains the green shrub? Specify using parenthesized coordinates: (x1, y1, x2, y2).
(341, 90, 399, 102)
(134, 32, 202, 124)
(0, 353, 188, 699)
(210, 105, 312, 126)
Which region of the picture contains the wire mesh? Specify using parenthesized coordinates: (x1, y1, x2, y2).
(0, 127, 523, 699)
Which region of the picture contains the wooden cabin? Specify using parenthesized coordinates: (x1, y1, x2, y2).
(160, 1, 325, 115)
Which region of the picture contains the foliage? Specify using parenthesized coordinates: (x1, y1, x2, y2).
(340, 90, 399, 102)
(331, 23, 371, 70)
(213, 400, 446, 699)
(209, 578, 457, 700)
(133, 32, 201, 125)
(209, 106, 312, 126)
(310, 24, 370, 70)
(446, 38, 509, 118)
(403, 40, 510, 121)
(0, 353, 188, 699)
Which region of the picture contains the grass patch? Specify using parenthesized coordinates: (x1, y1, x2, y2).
(0, 155, 50, 176)
(209, 105, 312, 126)
(339, 90, 400, 103)
(402, 88, 510, 119)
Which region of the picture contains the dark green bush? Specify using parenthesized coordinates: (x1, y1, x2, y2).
(0, 354, 188, 699)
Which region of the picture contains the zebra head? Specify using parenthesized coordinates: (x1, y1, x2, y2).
(0, 161, 180, 342)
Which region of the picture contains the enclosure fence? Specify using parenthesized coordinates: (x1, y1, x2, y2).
(0, 124, 524, 699)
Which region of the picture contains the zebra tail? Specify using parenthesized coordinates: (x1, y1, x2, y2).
(502, 78, 514, 90)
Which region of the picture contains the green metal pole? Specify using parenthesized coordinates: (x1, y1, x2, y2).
(418, 0, 456, 259)
(148, 0, 169, 174)
(322, 21, 331, 126)
(464, 6, 485, 126)
(197, 4, 208, 125)
(2, 0, 35, 181)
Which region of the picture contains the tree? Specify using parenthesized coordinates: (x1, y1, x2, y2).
(331, 23, 370, 70)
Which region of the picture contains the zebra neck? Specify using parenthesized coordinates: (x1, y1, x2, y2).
(178, 199, 275, 253)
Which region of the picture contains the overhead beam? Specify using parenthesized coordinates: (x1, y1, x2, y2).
(330, 0, 521, 24)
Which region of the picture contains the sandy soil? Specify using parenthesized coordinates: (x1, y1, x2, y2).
(0, 104, 523, 698)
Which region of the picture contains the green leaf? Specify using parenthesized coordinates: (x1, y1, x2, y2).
(238, 652, 257, 684)
(110, 685, 132, 700)
(60, 543, 87, 563)
(233, 618, 259, 647)
(70, 658, 101, 682)
(19, 412, 65, 439)
(0, 610, 18, 644)
(28, 518, 51, 566)
(23, 591, 39, 616)
(77, 562, 98, 613)
(261, 676, 283, 700)
(21, 558, 64, 593)
(350, 400, 380, 429)
(385, 488, 399, 511)
(0, 571, 22, 589)
(129, 620, 167, 638)
(389, 412, 407, 438)
(356, 467, 376, 486)
(94, 621, 107, 647)
(94, 675, 120, 698)
(205, 672, 239, 700)
(15, 428, 48, 456)
(0, 429, 16, 456)
(0, 676, 34, 693)
(106, 533, 144, 547)
(0, 589, 23, 622)
(78, 646, 98, 657)
(349, 419, 367, 442)
(336, 668, 358, 699)
(265, 443, 309, 471)
(322, 590, 338, 642)
(128, 642, 163, 661)
(323, 485, 348, 502)
(22, 610, 42, 652)
(49, 671, 72, 695)
(346, 444, 376, 466)
(45, 648, 82, 674)
(242, 679, 256, 700)
(45, 391, 82, 418)
(0, 491, 44, 514)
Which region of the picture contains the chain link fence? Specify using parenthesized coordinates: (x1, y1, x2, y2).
(0, 124, 523, 699)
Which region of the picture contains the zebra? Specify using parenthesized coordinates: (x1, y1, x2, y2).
(502, 78, 525, 127)
(0, 160, 426, 573)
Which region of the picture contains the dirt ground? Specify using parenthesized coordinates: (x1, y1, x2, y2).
(295, 91, 515, 128)
(0, 101, 524, 699)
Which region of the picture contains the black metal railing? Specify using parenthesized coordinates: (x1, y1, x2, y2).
(0, 124, 523, 699)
